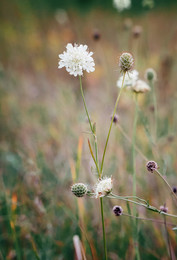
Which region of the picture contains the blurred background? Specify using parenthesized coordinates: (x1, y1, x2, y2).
(0, 0, 177, 259)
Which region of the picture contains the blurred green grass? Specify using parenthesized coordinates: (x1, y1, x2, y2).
(0, 2, 177, 259)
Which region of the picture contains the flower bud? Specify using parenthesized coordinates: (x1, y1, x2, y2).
(173, 186, 177, 194)
(71, 183, 87, 197)
(160, 205, 168, 213)
(113, 205, 123, 216)
(145, 68, 157, 82)
(119, 52, 134, 73)
(111, 114, 119, 124)
(146, 160, 158, 173)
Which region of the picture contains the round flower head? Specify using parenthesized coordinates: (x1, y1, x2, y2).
(113, 205, 123, 216)
(119, 52, 134, 73)
(146, 160, 158, 173)
(71, 183, 87, 197)
(58, 43, 95, 77)
(95, 177, 113, 198)
(145, 68, 157, 82)
(132, 80, 150, 93)
(117, 69, 139, 88)
(113, 0, 131, 12)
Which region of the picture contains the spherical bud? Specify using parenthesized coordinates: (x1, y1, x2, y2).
(160, 205, 168, 213)
(132, 25, 142, 38)
(113, 205, 123, 216)
(111, 114, 119, 124)
(71, 183, 87, 197)
(119, 52, 134, 73)
(92, 29, 101, 41)
(173, 186, 177, 194)
(145, 68, 157, 82)
(146, 160, 158, 173)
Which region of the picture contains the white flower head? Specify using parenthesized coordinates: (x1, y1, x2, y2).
(113, 0, 131, 12)
(117, 69, 139, 88)
(58, 43, 95, 77)
(132, 80, 150, 93)
(95, 177, 113, 198)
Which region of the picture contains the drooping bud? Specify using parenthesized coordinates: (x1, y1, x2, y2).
(119, 52, 134, 73)
(111, 114, 119, 124)
(146, 160, 158, 173)
(71, 183, 87, 197)
(160, 205, 168, 213)
(113, 205, 123, 216)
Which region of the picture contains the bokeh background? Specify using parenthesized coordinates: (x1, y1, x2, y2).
(0, 0, 177, 259)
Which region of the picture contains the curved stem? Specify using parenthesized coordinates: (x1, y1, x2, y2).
(154, 169, 177, 204)
(108, 193, 177, 219)
(100, 198, 107, 260)
(100, 72, 126, 174)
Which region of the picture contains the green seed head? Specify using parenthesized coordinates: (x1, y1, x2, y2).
(145, 68, 157, 82)
(119, 52, 134, 73)
(71, 183, 87, 197)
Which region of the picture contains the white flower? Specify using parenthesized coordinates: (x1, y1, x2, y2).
(95, 177, 113, 198)
(58, 43, 95, 77)
(117, 70, 139, 88)
(132, 80, 150, 93)
(113, 0, 131, 12)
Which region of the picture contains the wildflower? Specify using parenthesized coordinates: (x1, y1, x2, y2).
(145, 68, 157, 82)
(117, 69, 139, 88)
(113, 205, 123, 216)
(119, 52, 134, 73)
(160, 205, 168, 213)
(71, 183, 88, 197)
(146, 160, 158, 173)
(58, 43, 95, 77)
(111, 114, 119, 124)
(95, 177, 113, 198)
(132, 80, 150, 93)
(113, 0, 131, 12)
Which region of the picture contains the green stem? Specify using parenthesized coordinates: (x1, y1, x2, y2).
(132, 93, 138, 200)
(163, 215, 173, 260)
(79, 76, 100, 177)
(100, 197, 107, 260)
(150, 80, 157, 142)
(79, 76, 93, 133)
(154, 169, 177, 204)
(108, 193, 177, 218)
(100, 72, 126, 174)
(132, 93, 140, 260)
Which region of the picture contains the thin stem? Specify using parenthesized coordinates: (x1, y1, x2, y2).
(79, 76, 93, 133)
(100, 72, 126, 174)
(154, 169, 177, 204)
(163, 215, 173, 260)
(118, 124, 148, 161)
(123, 213, 176, 226)
(132, 93, 138, 199)
(100, 197, 107, 260)
(79, 76, 100, 177)
(108, 193, 177, 218)
(132, 93, 140, 260)
(150, 80, 157, 142)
